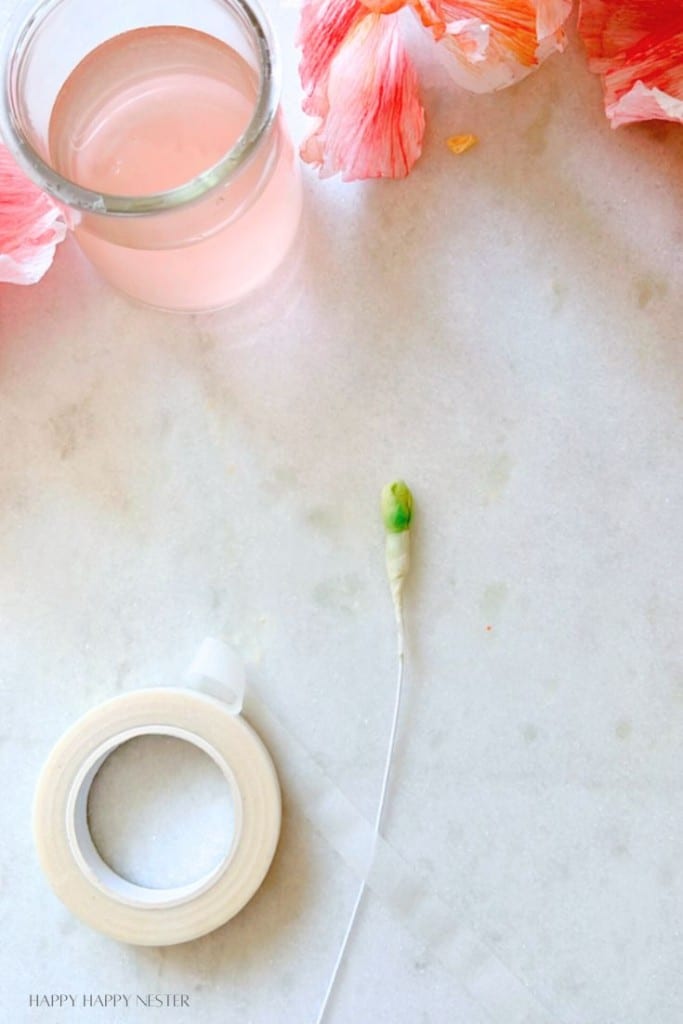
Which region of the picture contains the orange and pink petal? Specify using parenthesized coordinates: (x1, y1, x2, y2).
(300, 11, 425, 180)
(298, 0, 367, 117)
(416, 0, 571, 93)
(578, 0, 683, 127)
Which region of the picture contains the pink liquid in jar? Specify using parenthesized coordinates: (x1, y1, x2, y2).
(48, 26, 302, 311)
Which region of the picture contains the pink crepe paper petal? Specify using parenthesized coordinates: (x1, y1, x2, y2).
(298, 0, 366, 118)
(0, 144, 67, 285)
(300, 11, 425, 180)
(415, 0, 570, 93)
(578, 0, 683, 127)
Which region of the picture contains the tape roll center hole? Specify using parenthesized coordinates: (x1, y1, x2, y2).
(87, 735, 235, 890)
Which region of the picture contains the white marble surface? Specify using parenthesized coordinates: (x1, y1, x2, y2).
(1, 3, 682, 1023)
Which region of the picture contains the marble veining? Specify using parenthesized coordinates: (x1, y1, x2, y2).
(0, 5, 682, 1024)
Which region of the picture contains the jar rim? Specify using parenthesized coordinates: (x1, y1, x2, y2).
(0, 0, 280, 216)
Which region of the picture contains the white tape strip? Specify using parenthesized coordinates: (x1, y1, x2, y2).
(186, 636, 246, 713)
(245, 689, 560, 1024)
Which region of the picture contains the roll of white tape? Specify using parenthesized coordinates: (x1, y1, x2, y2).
(33, 687, 281, 946)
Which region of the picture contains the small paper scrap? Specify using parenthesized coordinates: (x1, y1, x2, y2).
(446, 134, 478, 155)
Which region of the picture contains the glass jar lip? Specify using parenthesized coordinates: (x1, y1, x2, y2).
(0, 0, 280, 216)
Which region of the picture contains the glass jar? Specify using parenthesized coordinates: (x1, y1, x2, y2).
(0, 0, 303, 312)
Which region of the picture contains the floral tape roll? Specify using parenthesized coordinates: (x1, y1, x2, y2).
(33, 687, 281, 946)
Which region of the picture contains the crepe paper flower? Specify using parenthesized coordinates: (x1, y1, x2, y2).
(0, 144, 67, 285)
(298, 0, 573, 180)
(298, 3, 425, 180)
(416, 0, 573, 93)
(381, 479, 413, 628)
(446, 132, 478, 154)
(315, 481, 413, 1018)
(578, 0, 683, 128)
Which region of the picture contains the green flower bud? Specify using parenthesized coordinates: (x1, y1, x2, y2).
(381, 480, 413, 533)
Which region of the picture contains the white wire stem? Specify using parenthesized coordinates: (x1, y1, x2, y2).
(314, 604, 406, 1024)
